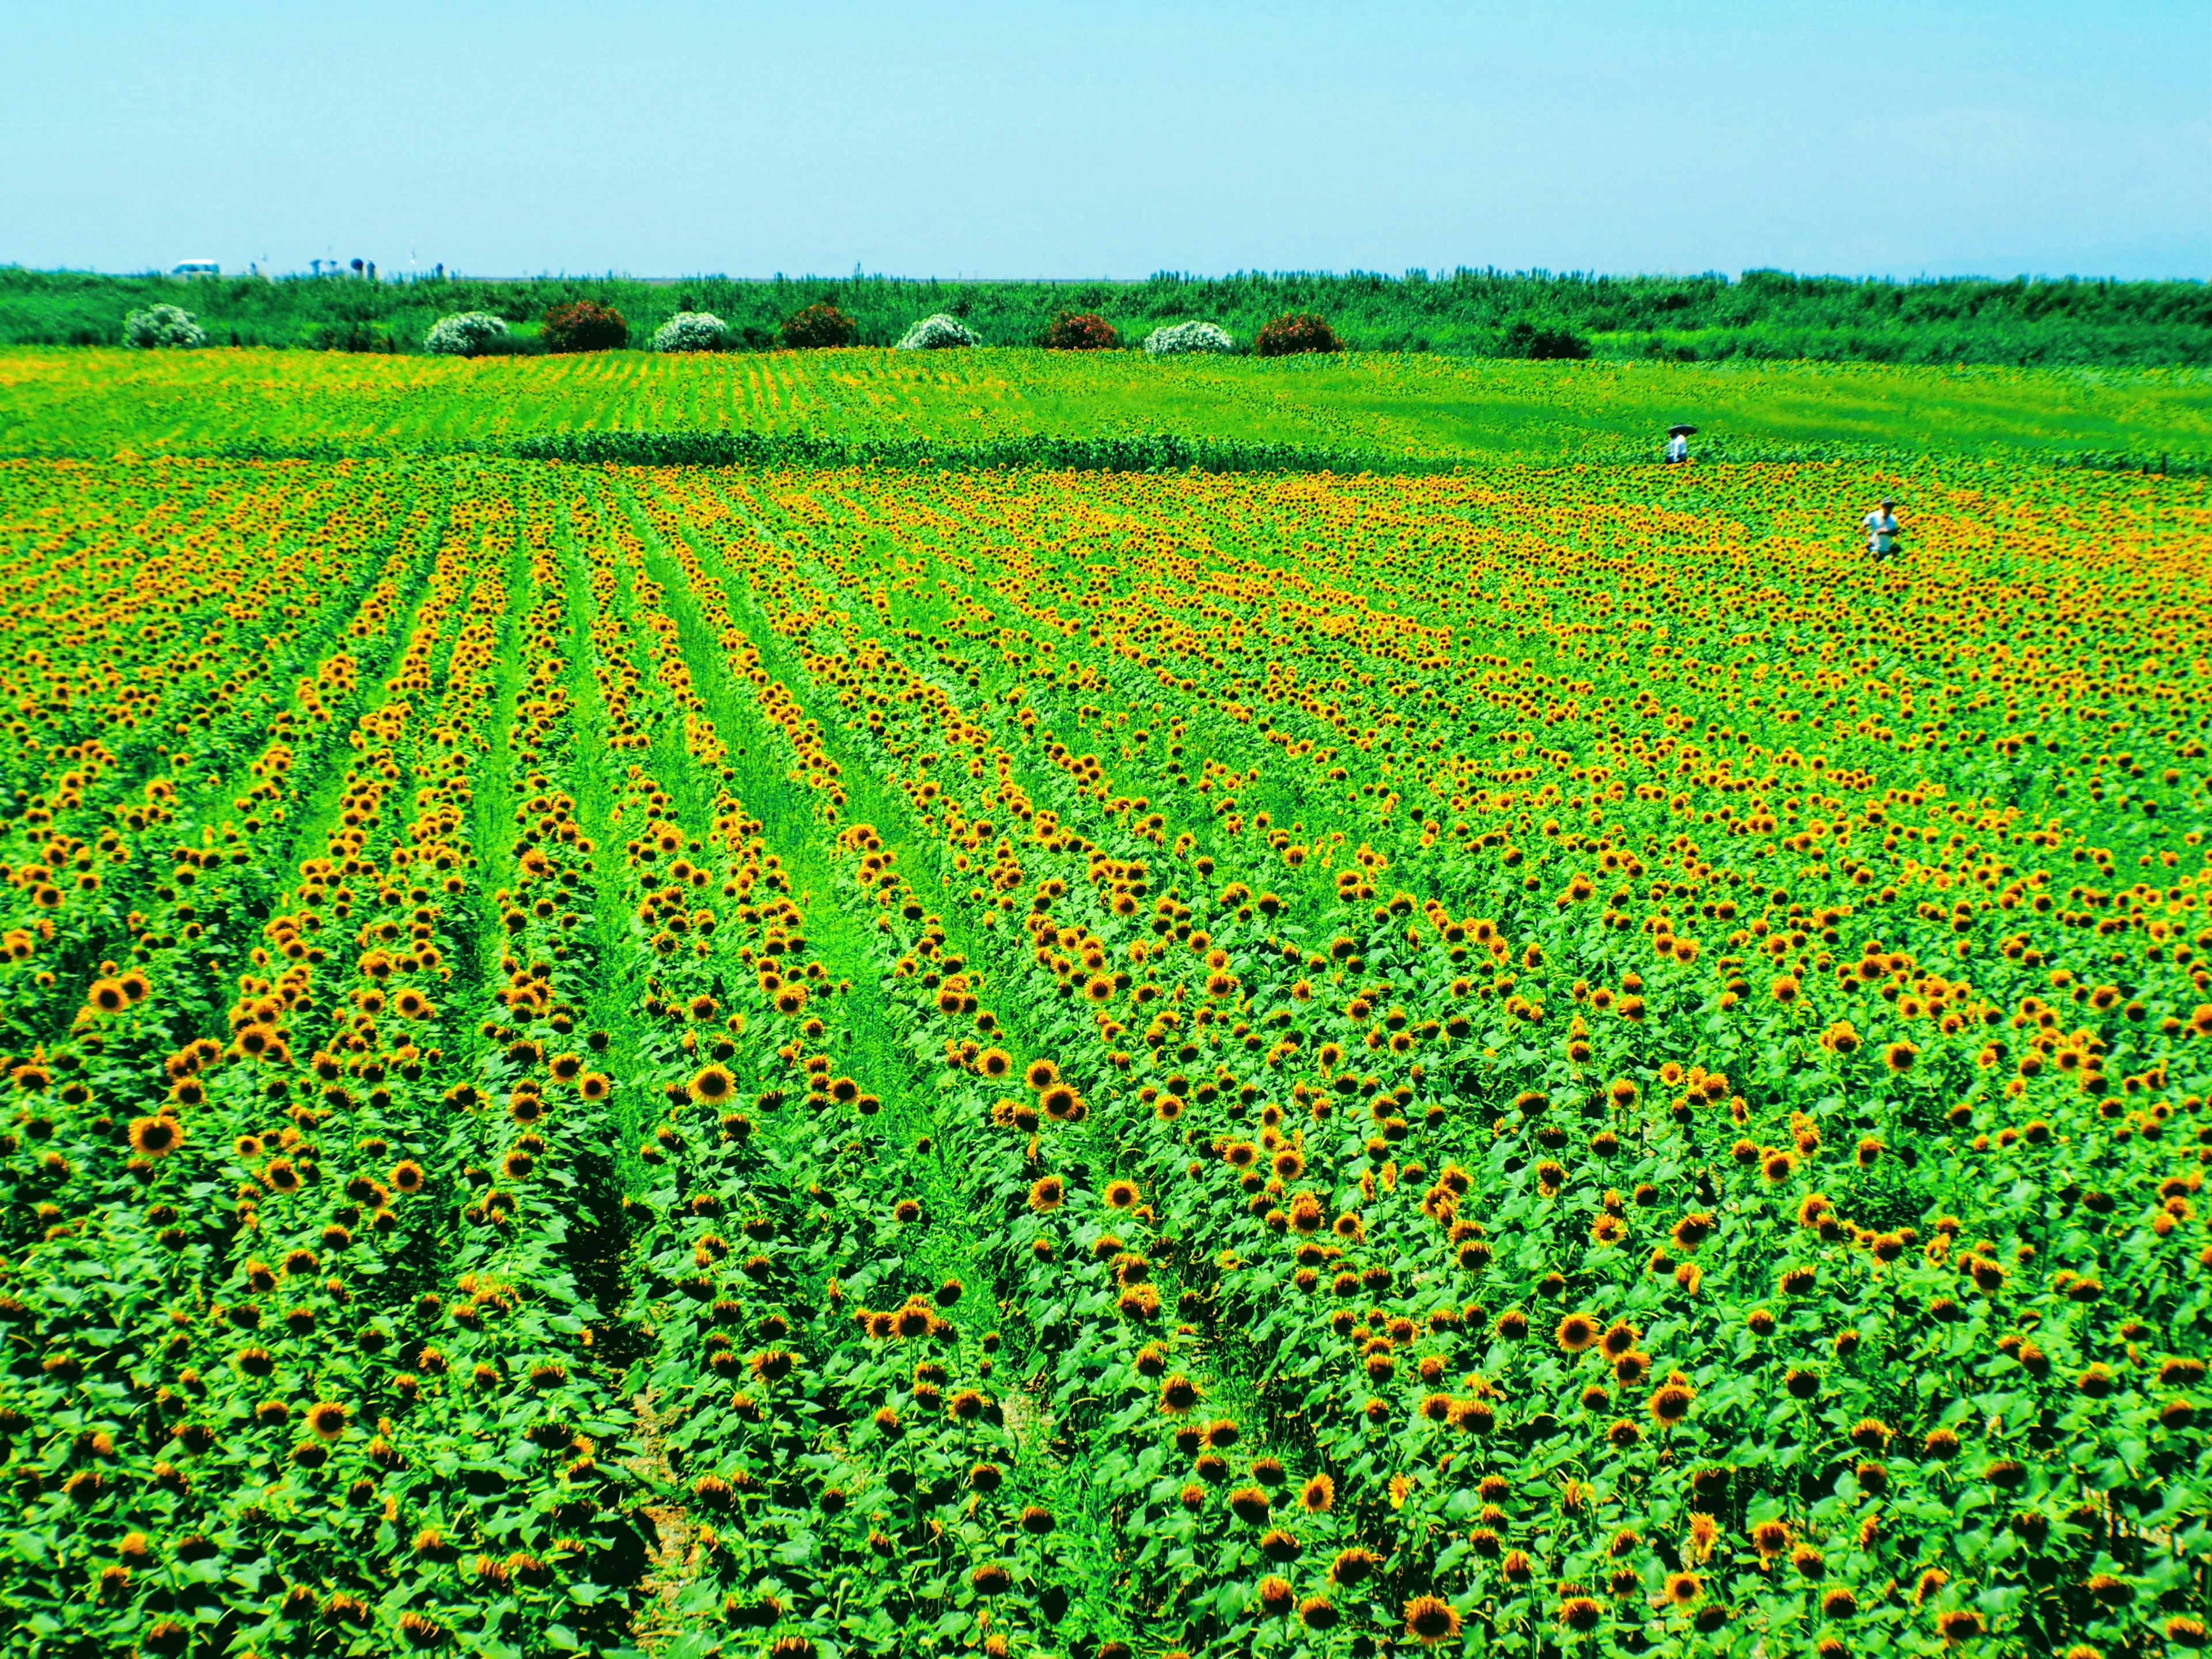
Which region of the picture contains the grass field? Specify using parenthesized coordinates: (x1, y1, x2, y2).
(0, 349, 2208, 1659)
(2, 347, 2209, 467)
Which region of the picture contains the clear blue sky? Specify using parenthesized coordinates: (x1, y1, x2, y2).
(5, 0, 2205, 281)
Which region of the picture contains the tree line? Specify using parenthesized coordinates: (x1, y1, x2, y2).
(3, 266, 2206, 364)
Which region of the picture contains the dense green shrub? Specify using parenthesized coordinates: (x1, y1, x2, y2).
(1499, 319, 1593, 359)
(541, 300, 628, 353)
(1041, 310, 1119, 350)
(781, 302, 859, 350)
(1255, 312, 1342, 356)
(122, 304, 205, 349)
(304, 320, 396, 353)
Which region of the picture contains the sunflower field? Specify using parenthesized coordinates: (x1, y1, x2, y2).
(0, 369, 2208, 1659)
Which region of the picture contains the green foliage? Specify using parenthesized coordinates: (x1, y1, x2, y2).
(1498, 319, 1592, 359)
(303, 319, 396, 353)
(6, 266, 2209, 362)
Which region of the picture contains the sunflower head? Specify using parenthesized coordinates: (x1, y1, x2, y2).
(1556, 1312, 1600, 1353)
(129, 1115, 184, 1158)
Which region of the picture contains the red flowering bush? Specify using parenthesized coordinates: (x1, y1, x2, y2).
(781, 302, 860, 350)
(1255, 312, 1343, 356)
(540, 300, 628, 353)
(1041, 311, 1120, 351)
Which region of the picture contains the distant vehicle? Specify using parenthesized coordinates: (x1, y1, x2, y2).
(169, 260, 219, 278)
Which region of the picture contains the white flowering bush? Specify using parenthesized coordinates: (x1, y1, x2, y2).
(896, 313, 981, 350)
(423, 311, 509, 356)
(122, 304, 207, 349)
(1143, 320, 1235, 355)
(652, 311, 729, 352)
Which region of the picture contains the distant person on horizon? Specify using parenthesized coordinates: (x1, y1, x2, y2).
(1665, 429, 1690, 464)
(1863, 497, 1902, 559)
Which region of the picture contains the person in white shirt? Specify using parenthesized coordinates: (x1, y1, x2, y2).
(1665, 431, 1688, 464)
(1862, 498, 1901, 559)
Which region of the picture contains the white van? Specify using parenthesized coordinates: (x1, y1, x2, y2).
(169, 260, 219, 277)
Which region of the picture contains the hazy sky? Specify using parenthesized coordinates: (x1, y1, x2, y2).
(5, 0, 2205, 281)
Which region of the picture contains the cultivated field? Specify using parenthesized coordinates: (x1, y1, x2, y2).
(3, 348, 2209, 467)
(0, 350, 2208, 1659)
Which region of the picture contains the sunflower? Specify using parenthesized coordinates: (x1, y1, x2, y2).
(85, 978, 129, 1015)
(690, 1065, 735, 1104)
(978, 1047, 1013, 1078)
(1028, 1175, 1065, 1211)
(1687, 1511, 1720, 1562)
(1104, 1179, 1139, 1210)
(128, 1115, 184, 1158)
(1300, 1473, 1335, 1513)
(391, 1160, 425, 1193)
(578, 1071, 611, 1100)
(1555, 1312, 1600, 1352)
(1937, 1610, 1984, 1645)
(306, 1401, 350, 1441)
(1649, 1380, 1695, 1424)
(1404, 1596, 1461, 1645)
(1330, 1548, 1380, 1586)
(1024, 1058, 1059, 1090)
(1666, 1572, 1702, 1605)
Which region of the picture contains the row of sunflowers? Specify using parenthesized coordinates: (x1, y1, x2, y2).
(0, 450, 2206, 1658)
